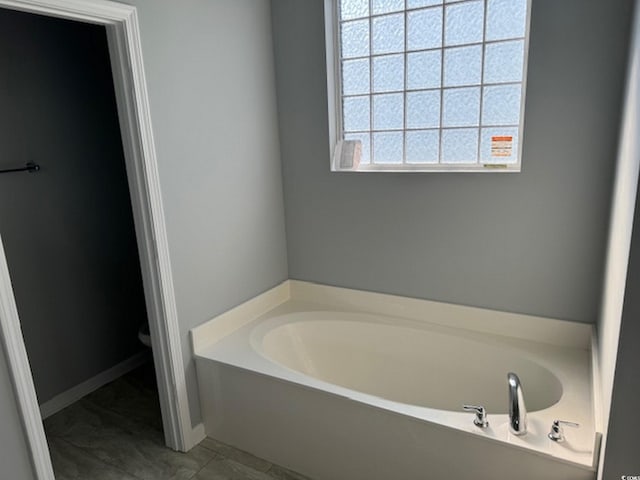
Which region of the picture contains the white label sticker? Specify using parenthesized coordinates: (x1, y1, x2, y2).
(491, 136, 513, 157)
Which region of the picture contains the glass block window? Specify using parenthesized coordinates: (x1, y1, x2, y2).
(333, 0, 530, 171)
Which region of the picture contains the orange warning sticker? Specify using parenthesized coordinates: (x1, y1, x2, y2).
(491, 136, 513, 157)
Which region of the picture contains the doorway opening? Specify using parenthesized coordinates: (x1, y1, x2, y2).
(0, 1, 192, 478)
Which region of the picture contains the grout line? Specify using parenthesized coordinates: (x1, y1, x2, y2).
(476, 0, 488, 163)
(342, 0, 492, 22)
(403, 0, 408, 164)
(368, 0, 374, 163)
(438, 3, 445, 163)
(194, 450, 281, 479)
(340, 36, 526, 62)
(342, 80, 522, 100)
(344, 123, 519, 134)
(189, 453, 223, 480)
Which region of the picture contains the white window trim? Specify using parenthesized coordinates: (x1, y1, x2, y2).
(324, 0, 533, 173)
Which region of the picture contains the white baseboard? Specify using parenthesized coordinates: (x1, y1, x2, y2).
(39, 351, 149, 419)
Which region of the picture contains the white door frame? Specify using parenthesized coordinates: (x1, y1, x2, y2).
(0, 0, 193, 478)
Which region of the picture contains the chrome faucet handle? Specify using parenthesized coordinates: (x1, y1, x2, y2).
(548, 420, 579, 442)
(463, 404, 489, 428)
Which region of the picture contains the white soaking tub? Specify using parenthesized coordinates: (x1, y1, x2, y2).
(193, 281, 599, 480)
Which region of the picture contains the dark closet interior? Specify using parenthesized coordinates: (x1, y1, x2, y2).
(0, 8, 148, 407)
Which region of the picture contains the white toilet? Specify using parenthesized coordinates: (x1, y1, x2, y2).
(138, 322, 152, 348)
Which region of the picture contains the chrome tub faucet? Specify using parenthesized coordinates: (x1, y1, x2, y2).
(508, 372, 527, 436)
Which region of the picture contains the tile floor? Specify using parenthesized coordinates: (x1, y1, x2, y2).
(43, 359, 309, 480)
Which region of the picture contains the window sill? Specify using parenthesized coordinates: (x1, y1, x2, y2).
(330, 164, 521, 173)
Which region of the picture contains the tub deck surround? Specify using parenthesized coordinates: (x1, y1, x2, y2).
(191, 280, 592, 351)
(191, 281, 598, 480)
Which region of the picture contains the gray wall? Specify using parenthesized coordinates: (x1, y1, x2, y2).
(121, 0, 288, 424)
(602, 178, 640, 477)
(271, 0, 632, 323)
(0, 10, 147, 404)
(0, 343, 35, 480)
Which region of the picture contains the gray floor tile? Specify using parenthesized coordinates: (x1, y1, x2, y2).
(200, 438, 272, 472)
(45, 395, 154, 442)
(66, 426, 213, 480)
(48, 437, 139, 480)
(45, 364, 310, 480)
(267, 464, 311, 480)
(44, 399, 124, 440)
(194, 457, 275, 480)
(45, 395, 215, 480)
(83, 366, 163, 432)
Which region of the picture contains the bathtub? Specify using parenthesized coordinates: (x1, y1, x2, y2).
(193, 281, 599, 480)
